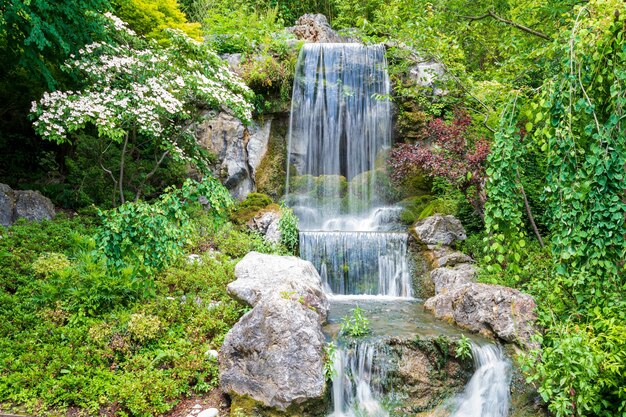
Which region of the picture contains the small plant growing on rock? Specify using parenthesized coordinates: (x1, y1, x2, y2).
(323, 341, 337, 381)
(340, 306, 370, 338)
(278, 204, 299, 255)
(455, 334, 473, 361)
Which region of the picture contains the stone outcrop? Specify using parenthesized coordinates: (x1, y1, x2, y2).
(247, 209, 282, 245)
(408, 61, 446, 96)
(0, 184, 55, 227)
(424, 283, 538, 349)
(229, 252, 328, 321)
(220, 294, 326, 411)
(385, 336, 473, 413)
(195, 112, 272, 200)
(409, 214, 538, 348)
(414, 214, 467, 247)
(288, 14, 352, 43)
(430, 264, 477, 295)
(220, 252, 328, 412)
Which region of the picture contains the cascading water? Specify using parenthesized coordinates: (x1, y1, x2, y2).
(286, 43, 391, 230)
(329, 342, 389, 417)
(286, 42, 512, 417)
(300, 231, 411, 297)
(286, 42, 401, 416)
(450, 344, 512, 417)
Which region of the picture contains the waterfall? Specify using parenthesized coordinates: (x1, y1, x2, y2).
(329, 342, 389, 417)
(300, 231, 411, 297)
(286, 43, 391, 230)
(285, 42, 512, 417)
(451, 344, 512, 417)
(286, 43, 400, 416)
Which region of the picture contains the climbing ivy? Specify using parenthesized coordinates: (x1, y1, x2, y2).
(482, 98, 528, 281)
(538, 11, 626, 314)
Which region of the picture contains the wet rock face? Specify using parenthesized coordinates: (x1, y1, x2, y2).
(195, 112, 271, 200)
(424, 283, 539, 349)
(288, 14, 347, 43)
(385, 336, 472, 413)
(0, 184, 55, 227)
(414, 214, 467, 246)
(220, 295, 326, 411)
(220, 253, 329, 413)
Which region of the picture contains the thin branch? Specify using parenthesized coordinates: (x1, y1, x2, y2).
(460, 9, 551, 40)
(517, 170, 545, 248)
(134, 150, 170, 202)
(119, 131, 129, 205)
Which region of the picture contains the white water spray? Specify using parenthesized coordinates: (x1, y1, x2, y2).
(451, 344, 512, 417)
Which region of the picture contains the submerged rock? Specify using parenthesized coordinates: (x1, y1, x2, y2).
(414, 214, 467, 246)
(424, 283, 538, 349)
(229, 251, 329, 321)
(0, 184, 55, 227)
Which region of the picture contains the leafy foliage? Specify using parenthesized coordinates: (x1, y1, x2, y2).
(389, 111, 490, 217)
(454, 335, 472, 361)
(340, 306, 370, 338)
(278, 205, 299, 255)
(30, 14, 253, 204)
(112, 0, 203, 42)
(97, 177, 233, 272)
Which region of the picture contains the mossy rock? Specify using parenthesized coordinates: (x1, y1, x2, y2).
(256, 116, 288, 199)
(315, 175, 348, 198)
(399, 195, 434, 225)
(288, 174, 316, 194)
(230, 393, 330, 417)
(230, 192, 273, 225)
(394, 169, 433, 199)
(348, 169, 398, 204)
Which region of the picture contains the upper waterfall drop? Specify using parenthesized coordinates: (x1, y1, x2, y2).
(285, 43, 392, 231)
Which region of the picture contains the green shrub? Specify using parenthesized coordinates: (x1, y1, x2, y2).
(230, 192, 273, 225)
(31, 252, 71, 277)
(97, 178, 233, 272)
(278, 206, 299, 255)
(127, 313, 162, 343)
(340, 306, 370, 338)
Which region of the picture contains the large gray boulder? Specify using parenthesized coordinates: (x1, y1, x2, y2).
(414, 214, 467, 246)
(424, 283, 538, 349)
(288, 14, 350, 43)
(0, 184, 55, 226)
(430, 264, 477, 295)
(195, 112, 272, 200)
(220, 295, 326, 411)
(230, 251, 329, 321)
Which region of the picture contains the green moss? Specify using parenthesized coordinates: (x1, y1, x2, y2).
(230, 392, 330, 417)
(256, 116, 288, 199)
(230, 192, 273, 225)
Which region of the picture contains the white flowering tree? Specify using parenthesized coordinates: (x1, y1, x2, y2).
(30, 13, 254, 204)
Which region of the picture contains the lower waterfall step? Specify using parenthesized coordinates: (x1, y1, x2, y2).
(299, 231, 412, 297)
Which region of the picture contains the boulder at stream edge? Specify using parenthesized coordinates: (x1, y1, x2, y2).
(220, 252, 329, 415)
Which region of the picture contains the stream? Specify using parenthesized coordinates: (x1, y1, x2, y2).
(286, 42, 511, 416)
